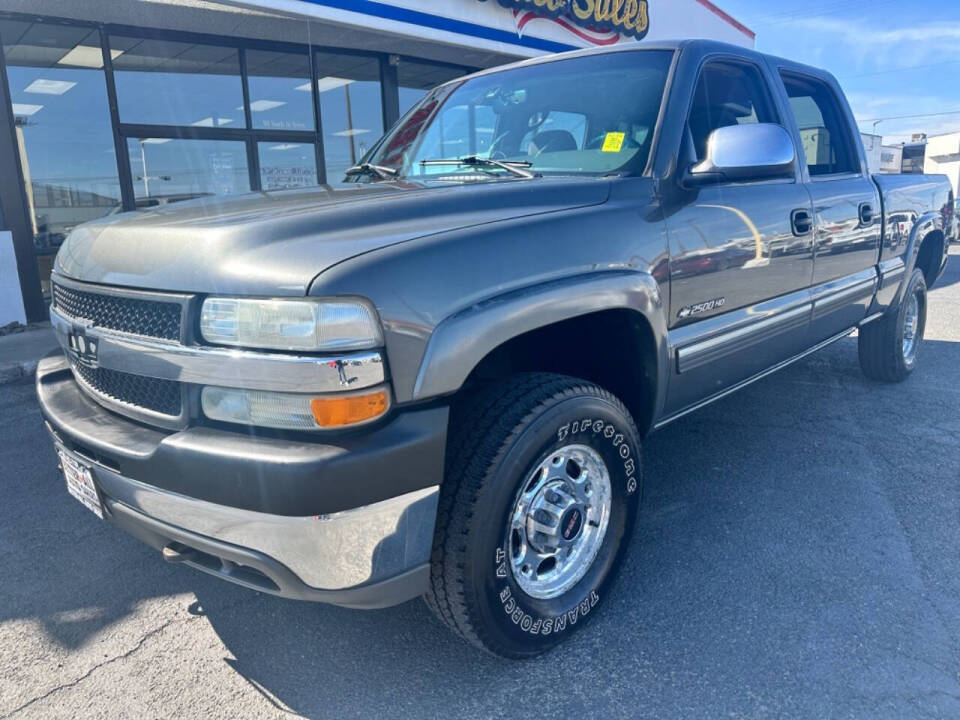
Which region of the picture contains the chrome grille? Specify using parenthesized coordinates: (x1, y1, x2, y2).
(52, 282, 182, 342)
(72, 363, 183, 418)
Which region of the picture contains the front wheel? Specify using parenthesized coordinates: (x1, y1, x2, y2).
(424, 373, 642, 658)
(859, 267, 927, 383)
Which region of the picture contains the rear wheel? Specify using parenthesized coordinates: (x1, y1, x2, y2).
(424, 373, 642, 658)
(858, 267, 927, 382)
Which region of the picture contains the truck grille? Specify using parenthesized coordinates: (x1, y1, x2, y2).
(52, 282, 183, 342)
(72, 363, 183, 418)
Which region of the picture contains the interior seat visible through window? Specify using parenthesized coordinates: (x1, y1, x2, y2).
(528, 130, 578, 155)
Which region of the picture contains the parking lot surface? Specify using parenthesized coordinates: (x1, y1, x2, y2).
(2, 248, 959, 719)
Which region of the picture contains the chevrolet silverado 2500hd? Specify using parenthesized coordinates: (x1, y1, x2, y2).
(37, 41, 954, 658)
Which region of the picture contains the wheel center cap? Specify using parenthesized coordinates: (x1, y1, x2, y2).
(560, 507, 584, 542)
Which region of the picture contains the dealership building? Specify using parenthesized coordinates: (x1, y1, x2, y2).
(0, 0, 752, 325)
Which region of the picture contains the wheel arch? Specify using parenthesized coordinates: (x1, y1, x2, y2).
(903, 212, 945, 289)
(411, 271, 669, 436)
(914, 228, 946, 289)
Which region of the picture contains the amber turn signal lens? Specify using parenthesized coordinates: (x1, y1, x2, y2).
(310, 390, 389, 428)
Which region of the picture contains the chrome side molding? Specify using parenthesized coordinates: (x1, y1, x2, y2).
(676, 304, 810, 374)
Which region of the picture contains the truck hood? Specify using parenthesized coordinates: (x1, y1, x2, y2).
(55, 178, 611, 296)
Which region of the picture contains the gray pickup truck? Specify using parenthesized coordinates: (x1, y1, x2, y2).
(37, 40, 953, 658)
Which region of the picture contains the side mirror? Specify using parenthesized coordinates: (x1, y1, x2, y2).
(683, 123, 796, 187)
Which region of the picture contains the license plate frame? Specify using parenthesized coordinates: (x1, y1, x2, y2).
(57, 445, 104, 520)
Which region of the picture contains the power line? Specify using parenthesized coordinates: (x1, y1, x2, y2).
(839, 60, 960, 80)
(750, 1, 857, 24)
(860, 109, 960, 124)
(749, 0, 898, 26)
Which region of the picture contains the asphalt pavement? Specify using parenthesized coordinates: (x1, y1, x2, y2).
(2, 248, 959, 719)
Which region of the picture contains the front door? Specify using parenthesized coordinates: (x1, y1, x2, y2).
(662, 58, 815, 418)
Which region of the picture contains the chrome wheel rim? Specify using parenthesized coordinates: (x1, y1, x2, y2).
(902, 291, 921, 363)
(507, 444, 612, 600)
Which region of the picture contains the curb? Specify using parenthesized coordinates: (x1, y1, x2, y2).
(0, 360, 39, 386)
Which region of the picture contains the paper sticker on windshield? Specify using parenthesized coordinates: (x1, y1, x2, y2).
(602, 132, 625, 153)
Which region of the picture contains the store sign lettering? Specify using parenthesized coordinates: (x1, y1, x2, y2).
(480, 0, 650, 40)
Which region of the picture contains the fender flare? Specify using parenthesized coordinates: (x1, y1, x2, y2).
(411, 270, 671, 425)
(895, 211, 944, 303)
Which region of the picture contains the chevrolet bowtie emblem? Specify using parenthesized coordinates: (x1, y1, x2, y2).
(67, 324, 100, 369)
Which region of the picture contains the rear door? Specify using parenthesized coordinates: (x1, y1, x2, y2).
(777, 70, 881, 341)
(662, 56, 815, 417)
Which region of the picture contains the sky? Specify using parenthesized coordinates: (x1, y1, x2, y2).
(716, 0, 960, 144)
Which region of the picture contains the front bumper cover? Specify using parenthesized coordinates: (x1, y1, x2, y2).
(37, 353, 447, 607)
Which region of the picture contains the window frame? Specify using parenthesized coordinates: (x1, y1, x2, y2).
(777, 69, 863, 182)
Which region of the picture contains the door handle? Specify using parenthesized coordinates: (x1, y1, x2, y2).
(791, 208, 813, 236)
(859, 202, 874, 226)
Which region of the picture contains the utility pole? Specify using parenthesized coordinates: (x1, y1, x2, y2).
(140, 139, 150, 198)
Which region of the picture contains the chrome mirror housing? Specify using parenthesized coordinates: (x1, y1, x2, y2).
(685, 123, 797, 186)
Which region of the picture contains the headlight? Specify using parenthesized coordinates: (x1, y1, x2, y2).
(200, 297, 382, 352)
(201, 386, 390, 430)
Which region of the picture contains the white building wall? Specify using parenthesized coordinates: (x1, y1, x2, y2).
(924, 132, 960, 198)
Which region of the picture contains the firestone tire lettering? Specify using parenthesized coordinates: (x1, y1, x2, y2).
(556, 419, 638, 496)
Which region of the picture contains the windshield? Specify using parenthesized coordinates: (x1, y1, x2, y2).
(361, 50, 673, 181)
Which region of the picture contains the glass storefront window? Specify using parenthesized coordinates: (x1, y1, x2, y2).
(398, 59, 469, 117)
(314, 52, 383, 183)
(0, 14, 478, 314)
(258, 142, 318, 190)
(246, 50, 314, 132)
(111, 36, 245, 128)
(126, 138, 249, 202)
(0, 19, 121, 298)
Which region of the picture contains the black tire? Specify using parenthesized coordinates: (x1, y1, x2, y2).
(858, 267, 927, 383)
(424, 373, 642, 658)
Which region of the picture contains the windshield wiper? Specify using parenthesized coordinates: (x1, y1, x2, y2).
(344, 163, 399, 180)
(419, 156, 537, 179)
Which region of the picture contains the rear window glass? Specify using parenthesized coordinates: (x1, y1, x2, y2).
(781, 72, 859, 177)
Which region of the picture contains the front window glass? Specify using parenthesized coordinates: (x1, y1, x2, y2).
(126, 138, 249, 201)
(688, 61, 778, 161)
(111, 36, 245, 128)
(0, 19, 121, 298)
(367, 50, 673, 181)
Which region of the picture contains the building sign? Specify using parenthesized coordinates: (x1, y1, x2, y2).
(479, 0, 649, 41)
(225, 0, 752, 57)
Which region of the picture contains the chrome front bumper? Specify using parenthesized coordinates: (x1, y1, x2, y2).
(98, 461, 439, 590)
(37, 354, 448, 608)
(49, 430, 438, 607)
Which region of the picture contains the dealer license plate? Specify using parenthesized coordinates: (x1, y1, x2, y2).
(57, 446, 103, 519)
